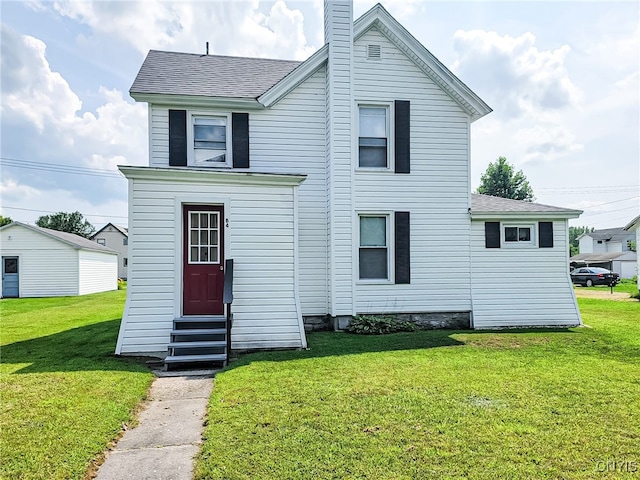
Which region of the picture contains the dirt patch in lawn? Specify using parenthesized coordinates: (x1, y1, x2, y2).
(574, 288, 635, 301)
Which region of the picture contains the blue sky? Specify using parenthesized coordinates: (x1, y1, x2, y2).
(1, 0, 638, 230)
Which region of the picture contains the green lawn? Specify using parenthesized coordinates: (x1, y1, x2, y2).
(0, 291, 153, 480)
(196, 298, 640, 479)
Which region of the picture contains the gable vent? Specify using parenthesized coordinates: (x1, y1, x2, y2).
(367, 44, 381, 60)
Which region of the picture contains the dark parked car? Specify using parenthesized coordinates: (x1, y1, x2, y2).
(570, 267, 620, 287)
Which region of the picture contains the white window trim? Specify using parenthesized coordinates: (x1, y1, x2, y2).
(187, 111, 233, 168)
(502, 223, 536, 247)
(187, 211, 221, 264)
(96, 238, 106, 246)
(355, 102, 394, 171)
(357, 212, 394, 284)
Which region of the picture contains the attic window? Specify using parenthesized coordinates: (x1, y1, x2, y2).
(367, 44, 381, 60)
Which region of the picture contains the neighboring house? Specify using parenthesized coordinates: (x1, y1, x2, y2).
(116, 2, 583, 364)
(0, 222, 118, 298)
(572, 226, 637, 278)
(91, 223, 129, 279)
(624, 215, 640, 291)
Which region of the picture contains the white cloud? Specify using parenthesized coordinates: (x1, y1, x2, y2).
(0, 176, 129, 227)
(42, 0, 318, 60)
(1, 26, 147, 174)
(515, 124, 583, 163)
(451, 29, 582, 119)
(1, 26, 82, 131)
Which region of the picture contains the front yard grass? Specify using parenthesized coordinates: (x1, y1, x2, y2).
(197, 299, 639, 479)
(0, 291, 153, 480)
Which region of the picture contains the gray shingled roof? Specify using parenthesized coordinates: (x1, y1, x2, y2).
(471, 194, 582, 215)
(1, 222, 118, 254)
(583, 227, 635, 242)
(130, 50, 301, 99)
(570, 251, 636, 262)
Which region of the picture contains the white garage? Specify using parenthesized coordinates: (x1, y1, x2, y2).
(1, 222, 118, 298)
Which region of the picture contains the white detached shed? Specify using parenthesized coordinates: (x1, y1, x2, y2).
(0, 222, 118, 298)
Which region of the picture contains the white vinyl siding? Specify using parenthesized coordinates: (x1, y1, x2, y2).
(250, 67, 328, 316)
(78, 250, 118, 295)
(470, 219, 581, 328)
(118, 176, 304, 354)
(325, 0, 355, 316)
(146, 68, 328, 316)
(0, 225, 117, 298)
(353, 27, 472, 314)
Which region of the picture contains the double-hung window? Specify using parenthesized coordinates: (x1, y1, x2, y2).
(192, 115, 228, 166)
(359, 215, 389, 280)
(358, 106, 389, 168)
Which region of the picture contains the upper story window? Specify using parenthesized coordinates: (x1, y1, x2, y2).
(169, 110, 249, 168)
(358, 106, 389, 168)
(96, 238, 106, 246)
(192, 115, 228, 166)
(123, 237, 128, 246)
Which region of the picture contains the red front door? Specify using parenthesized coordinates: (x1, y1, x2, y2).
(183, 205, 224, 316)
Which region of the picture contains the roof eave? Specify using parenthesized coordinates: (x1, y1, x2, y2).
(129, 92, 265, 110)
(624, 214, 640, 231)
(353, 4, 492, 122)
(258, 44, 329, 108)
(2, 222, 118, 254)
(472, 210, 583, 220)
(119, 165, 307, 186)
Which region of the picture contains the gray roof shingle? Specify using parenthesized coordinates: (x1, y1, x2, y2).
(471, 194, 582, 215)
(130, 50, 301, 99)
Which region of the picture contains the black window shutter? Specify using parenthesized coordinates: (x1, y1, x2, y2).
(232, 113, 250, 168)
(485, 222, 501, 248)
(168, 110, 187, 166)
(539, 222, 554, 248)
(394, 100, 410, 174)
(395, 211, 410, 284)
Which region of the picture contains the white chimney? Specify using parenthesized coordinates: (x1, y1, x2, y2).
(324, 0, 354, 319)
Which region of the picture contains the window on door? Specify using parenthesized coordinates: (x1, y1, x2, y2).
(188, 211, 220, 263)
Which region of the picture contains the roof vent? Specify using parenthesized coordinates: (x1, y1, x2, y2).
(367, 44, 381, 60)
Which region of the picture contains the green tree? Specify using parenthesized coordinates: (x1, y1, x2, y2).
(569, 226, 594, 257)
(36, 211, 95, 238)
(477, 156, 535, 202)
(0, 215, 13, 227)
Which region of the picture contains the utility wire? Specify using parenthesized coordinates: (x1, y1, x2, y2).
(0, 157, 125, 179)
(0, 205, 128, 219)
(580, 205, 639, 218)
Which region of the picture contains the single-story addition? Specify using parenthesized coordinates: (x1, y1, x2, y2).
(116, 1, 584, 366)
(0, 222, 118, 298)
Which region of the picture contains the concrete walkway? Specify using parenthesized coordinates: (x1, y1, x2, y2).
(96, 373, 214, 480)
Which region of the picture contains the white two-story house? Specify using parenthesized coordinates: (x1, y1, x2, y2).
(116, 2, 583, 366)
